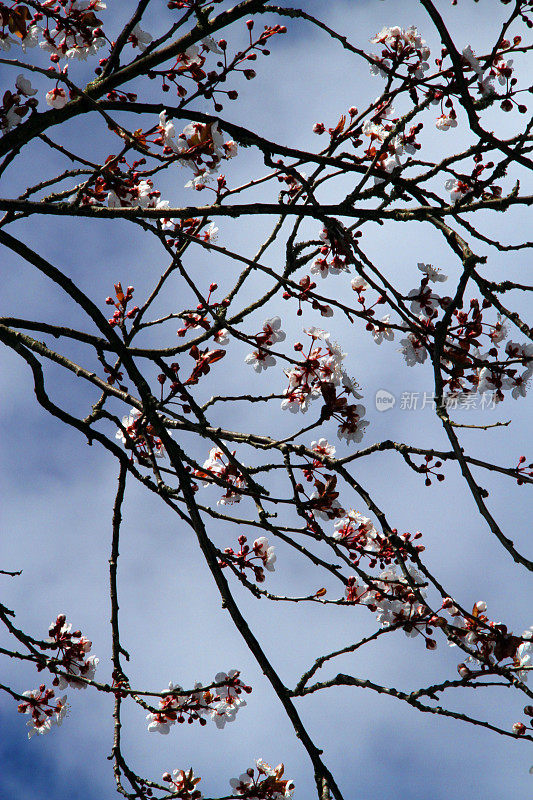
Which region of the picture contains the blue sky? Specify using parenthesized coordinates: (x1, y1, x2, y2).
(1, 1, 532, 798)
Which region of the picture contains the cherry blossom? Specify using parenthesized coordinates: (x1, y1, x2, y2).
(202, 35, 222, 54)
(245, 316, 286, 371)
(115, 408, 168, 460)
(462, 45, 484, 78)
(333, 510, 379, 553)
(490, 315, 508, 345)
(309, 488, 344, 521)
(211, 670, 248, 729)
(445, 178, 470, 204)
(45, 88, 68, 109)
(224, 140, 239, 158)
(399, 334, 428, 366)
(418, 263, 447, 283)
(511, 370, 532, 400)
(46, 614, 99, 690)
(310, 438, 336, 459)
(18, 687, 68, 739)
(337, 409, 368, 444)
(366, 565, 428, 636)
(230, 759, 295, 798)
(262, 317, 286, 344)
(157, 113, 236, 190)
(351, 276, 369, 292)
(15, 74, 37, 96)
(162, 768, 203, 799)
(147, 672, 250, 734)
(435, 114, 458, 131)
(194, 447, 246, 504)
(371, 26, 430, 60)
(253, 537, 277, 572)
(407, 286, 439, 317)
(517, 631, 532, 682)
(202, 222, 219, 242)
(245, 349, 276, 371)
(372, 315, 394, 345)
(220, 535, 277, 582)
(129, 24, 152, 52)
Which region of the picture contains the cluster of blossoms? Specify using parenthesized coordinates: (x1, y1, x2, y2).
(333, 512, 424, 569)
(147, 670, 251, 733)
(282, 327, 346, 415)
(1, 74, 37, 131)
(230, 759, 295, 799)
(461, 42, 523, 111)
(0, 1, 107, 61)
(304, 473, 344, 522)
(220, 535, 276, 582)
(17, 614, 97, 738)
(80, 155, 170, 212)
(361, 101, 421, 179)
(281, 327, 369, 445)
(194, 446, 246, 505)
(166, 218, 219, 249)
(299, 438, 337, 484)
(157, 111, 238, 189)
(476, 340, 533, 402)
(162, 768, 202, 800)
(346, 565, 439, 647)
(444, 152, 504, 205)
(345, 564, 533, 666)
(44, 613, 98, 689)
(443, 602, 533, 680)
(370, 25, 430, 79)
(369, 25, 525, 134)
(312, 97, 423, 177)
(115, 408, 168, 463)
(291, 440, 346, 523)
(356, 261, 533, 403)
(310, 228, 351, 279)
(245, 316, 286, 372)
(0, 1, 109, 113)
(17, 685, 68, 739)
(107, 177, 169, 213)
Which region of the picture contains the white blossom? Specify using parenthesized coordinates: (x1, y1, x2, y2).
(46, 88, 68, 109)
(15, 74, 37, 96)
(399, 335, 427, 366)
(418, 263, 447, 283)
